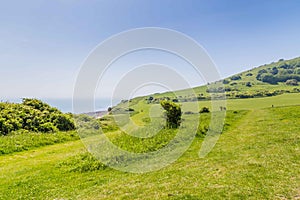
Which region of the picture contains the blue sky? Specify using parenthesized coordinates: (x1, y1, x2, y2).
(1, 0, 300, 101)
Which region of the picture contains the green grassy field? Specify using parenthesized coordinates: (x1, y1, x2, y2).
(192, 92, 300, 111)
(0, 130, 79, 155)
(1, 93, 299, 199)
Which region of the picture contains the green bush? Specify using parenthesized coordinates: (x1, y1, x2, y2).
(0, 99, 76, 135)
(197, 123, 209, 137)
(230, 75, 241, 80)
(256, 61, 300, 84)
(160, 100, 182, 129)
(199, 107, 210, 113)
(286, 79, 298, 86)
(245, 82, 252, 87)
(184, 111, 195, 115)
(223, 79, 230, 84)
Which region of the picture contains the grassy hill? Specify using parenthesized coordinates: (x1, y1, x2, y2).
(1, 57, 300, 199)
(1, 100, 299, 199)
(109, 57, 300, 128)
(113, 57, 300, 108)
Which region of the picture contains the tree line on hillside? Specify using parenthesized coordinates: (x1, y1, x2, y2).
(256, 62, 300, 85)
(0, 99, 75, 135)
(143, 87, 299, 104)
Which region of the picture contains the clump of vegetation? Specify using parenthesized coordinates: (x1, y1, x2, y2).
(206, 87, 225, 93)
(286, 79, 298, 86)
(98, 115, 119, 133)
(72, 114, 103, 138)
(109, 107, 137, 115)
(0, 98, 75, 135)
(125, 108, 135, 112)
(141, 117, 151, 123)
(196, 110, 248, 137)
(108, 128, 176, 154)
(199, 107, 210, 113)
(256, 61, 300, 84)
(160, 100, 182, 129)
(73, 114, 100, 130)
(230, 75, 242, 80)
(58, 152, 107, 172)
(184, 111, 195, 115)
(222, 79, 230, 84)
(245, 82, 252, 87)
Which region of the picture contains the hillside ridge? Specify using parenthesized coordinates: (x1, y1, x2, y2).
(114, 56, 300, 109)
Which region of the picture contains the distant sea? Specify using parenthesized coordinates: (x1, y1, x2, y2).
(1, 98, 119, 113)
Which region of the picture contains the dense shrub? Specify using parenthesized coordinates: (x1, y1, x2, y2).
(206, 87, 225, 93)
(225, 87, 232, 91)
(223, 79, 230, 84)
(245, 82, 252, 87)
(184, 111, 195, 115)
(160, 100, 182, 128)
(258, 69, 268, 74)
(235, 93, 254, 98)
(256, 61, 300, 84)
(199, 107, 210, 113)
(230, 75, 241, 80)
(278, 63, 291, 69)
(197, 123, 209, 136)
(259, 74, 300, 84)
(271, 67, 279, 75)
(0, 99, 75, 135)
(125, 108, 135, 112)
(286, 79, 298, 86)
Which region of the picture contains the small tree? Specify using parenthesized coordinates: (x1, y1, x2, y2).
(160, 100, 182, 129)
(199, 107, 210, 113)
(286, 79, 298, 86)
(230, 75, 241, 81)
(222, 79, 230, 84)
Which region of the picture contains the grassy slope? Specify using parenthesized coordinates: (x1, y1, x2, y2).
(121, 57, 300, 105)
(0, 131, 79, 155)
(1, 94, 300, 199)
(1, 58, 300, 199)
(187, 92, 300, 111)
(204, 56, 300, 94)
(112, 57, 300, 126)
(114, 93, 300, 127)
